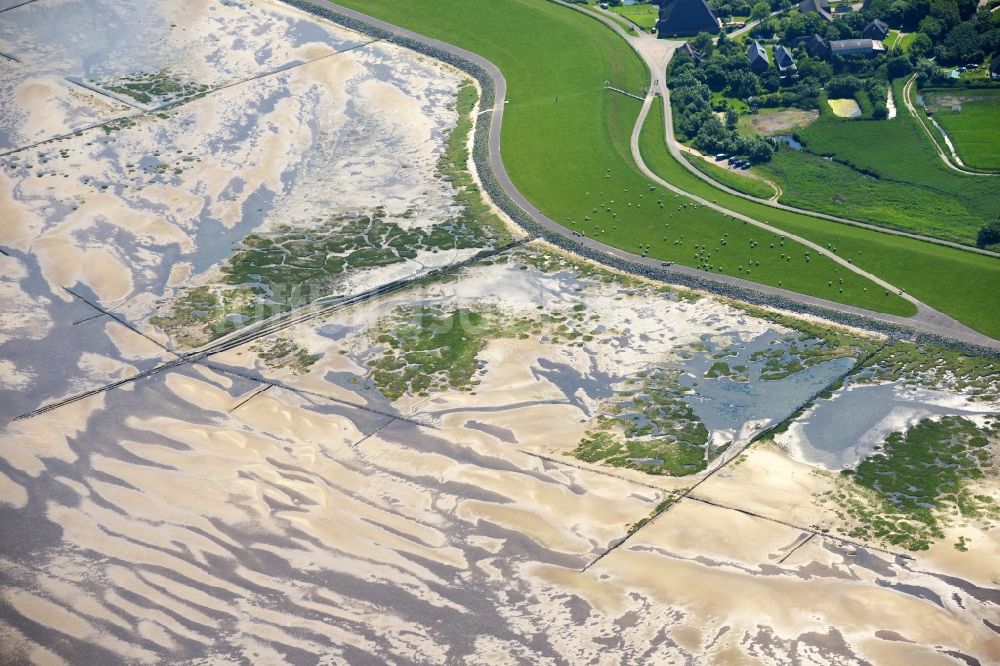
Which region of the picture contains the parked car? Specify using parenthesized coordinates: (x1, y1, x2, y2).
(728, 156, 739, 165)
(715, 153, 727, 161)
(740, 162, 751, 170)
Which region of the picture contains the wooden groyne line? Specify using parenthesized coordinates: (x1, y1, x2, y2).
(201, 361, 435, 430)
(13, 241, 529, 423)
(581, 338, 893, 571)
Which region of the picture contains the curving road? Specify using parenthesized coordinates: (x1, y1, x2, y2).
(901, 74, 999, 177)
(558, 1, 999, 346)
(574, 2, 1000, 258)
(653, 55, 999, 256)
(309, 1, 997, 348)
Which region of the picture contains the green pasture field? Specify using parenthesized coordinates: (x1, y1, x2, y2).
(925, 90, 1000, 171)
(758, 79, 1000, 245)
(643, 98, 1000, 338)
(758, 148, 986, 243)
(332, 0, 1000, 338)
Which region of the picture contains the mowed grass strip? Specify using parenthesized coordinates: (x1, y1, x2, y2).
(334, 0, 912, 315)
(930, 98, 1000, 171)
(642, 97, 1000, 338)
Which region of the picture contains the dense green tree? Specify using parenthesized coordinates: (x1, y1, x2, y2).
(796, 57, 834, 86)
(976, 220, 1000, 248)
(930, 0, 961, 29)
(750, 1, 771, 21)
(827, 75, 864, 97)
(886, 53, 913, 78)
(761, 69, 781, 93)
(908, 32, 934, 59)
(729, 69, 761, 98)
(936, 21, 984, 63)
(919, 15, 947, 40)
(691, 31, 716, 57)
(913, 57, 946, 82)
(725, 107, 739, 130)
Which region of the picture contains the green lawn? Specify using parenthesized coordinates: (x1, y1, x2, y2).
(757, 79, 1000, 245)
(331, 0, 1000, 338)
(711, 91, 750, 113)
(929, 97, 1000, 171)
(609, 3, 659, 30)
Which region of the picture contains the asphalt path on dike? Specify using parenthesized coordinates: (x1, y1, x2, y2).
(304, 1, 998, 349)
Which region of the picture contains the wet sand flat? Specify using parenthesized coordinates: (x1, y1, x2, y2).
(0, 1, 998, 663)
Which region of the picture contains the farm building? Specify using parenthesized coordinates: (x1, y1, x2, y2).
(800, 33, 831, 59)
(677, 41, 706, 63)
(774, 46, 797, 76)
(656, 0, 720, 37)
(797, 0, 833, 22)
(862, 19, 889, 41)
(747, 40, 769, 73)
(830, 38, 885, 58)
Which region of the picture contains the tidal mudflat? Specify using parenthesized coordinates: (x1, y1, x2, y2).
(0, 0, 504, 422)
(0, 1, 998, 663)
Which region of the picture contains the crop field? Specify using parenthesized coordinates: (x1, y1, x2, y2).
(333, 0, 1000, 338)
(759, 79, 1000, 245)
(924, 89, 1000, 171)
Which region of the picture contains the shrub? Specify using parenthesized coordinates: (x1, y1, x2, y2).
(976, 220, 1000, 248)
